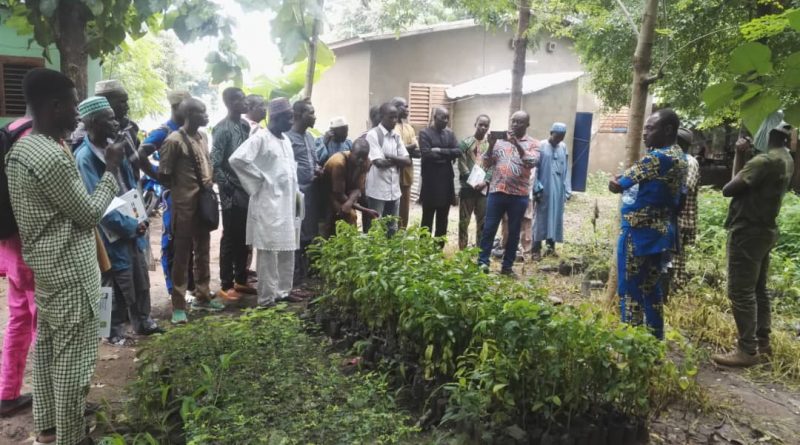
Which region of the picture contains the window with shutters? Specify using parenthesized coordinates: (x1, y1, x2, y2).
(0, 56, 45, 118)
(407, 83, 451, 128)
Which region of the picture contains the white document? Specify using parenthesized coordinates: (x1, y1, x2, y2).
(101, 189, 147, 242)
(97, 287, 113, 338)
(467, 165, 488, 196)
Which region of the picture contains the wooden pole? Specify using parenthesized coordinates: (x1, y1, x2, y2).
(304, 0, 324, 98)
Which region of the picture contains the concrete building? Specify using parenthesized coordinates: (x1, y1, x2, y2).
(0, 18, 101, 126)
(312, 20, 629, 189)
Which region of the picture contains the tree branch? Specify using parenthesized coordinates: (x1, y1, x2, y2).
(614, 0, 639, 38)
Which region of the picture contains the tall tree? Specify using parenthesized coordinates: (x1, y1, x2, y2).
(605, 0, 660, 303)
(305, 0, 325, 97)
(509, 0, 531, 114)
(0, 0, 240, 98)
(102, 34, 169, 120)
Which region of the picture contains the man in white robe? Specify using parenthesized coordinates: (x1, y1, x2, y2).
(229, 98, 301, 307)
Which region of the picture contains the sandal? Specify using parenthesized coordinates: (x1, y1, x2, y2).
(106, 336, 135, 347)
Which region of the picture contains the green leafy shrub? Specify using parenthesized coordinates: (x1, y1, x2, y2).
(105, 309, 420, 444)
(312, 220, 697, 442)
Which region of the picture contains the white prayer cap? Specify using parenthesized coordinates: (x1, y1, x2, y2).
(550, 122, 567, 133)
(330, 116, 348, 128)
(95, 79, 126, 95)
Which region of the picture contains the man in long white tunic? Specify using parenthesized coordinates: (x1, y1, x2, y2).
(229, 98, 301, 307)
(532, 122, 572, 259)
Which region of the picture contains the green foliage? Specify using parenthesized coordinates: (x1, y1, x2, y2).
(689, 188, 800, 303)
(326, 0, 471, 40)
(562, 0, 800, 125)
(311, 220, 698, 442)
(702, 8, 800, 132)
(102, 34, 168, 121)
(106, 309, 420, 444)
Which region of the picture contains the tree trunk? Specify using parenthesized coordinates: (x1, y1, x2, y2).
(509, 0, 531, 115)
(605, 0, 660, 304)
(304, 0, 324, 98)
(55, 4, 90, 99)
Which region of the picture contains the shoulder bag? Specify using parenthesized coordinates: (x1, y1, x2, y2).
(179, 130, 219, 231)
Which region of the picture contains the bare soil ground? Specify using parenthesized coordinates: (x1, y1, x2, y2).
(1, 194, 799, 444)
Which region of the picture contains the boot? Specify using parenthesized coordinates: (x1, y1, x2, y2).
(758, 338, 772, 357)
(711, 348, 759, 368)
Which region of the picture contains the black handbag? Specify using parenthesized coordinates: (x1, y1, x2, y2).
(180, 130, 219, 231)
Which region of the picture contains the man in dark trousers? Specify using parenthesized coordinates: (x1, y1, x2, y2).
(211, 87, 256, 302)
(419, 107, 460, 246)
(286, 99, 321, 295)
(712, 122, 794, 367)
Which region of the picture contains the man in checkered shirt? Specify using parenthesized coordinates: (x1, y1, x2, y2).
(673, 128, 700, 286)
(5, 68, 123, 445)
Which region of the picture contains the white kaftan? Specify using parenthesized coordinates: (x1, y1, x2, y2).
(229, 129, 302, 252)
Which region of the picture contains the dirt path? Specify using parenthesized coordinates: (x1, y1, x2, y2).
(2, 196, 800, 444)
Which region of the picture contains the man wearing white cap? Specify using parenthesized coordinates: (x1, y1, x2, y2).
(532, 122, 572, 260)
(316, 116, 352, 165)
(229, 98, 301, 307)
(713, 121, 794, 367)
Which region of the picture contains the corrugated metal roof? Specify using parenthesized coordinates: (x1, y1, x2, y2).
(327, 20, 478, 50)
(445, 70, 585, 100)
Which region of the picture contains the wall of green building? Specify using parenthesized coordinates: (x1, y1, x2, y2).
(0, 21, 102, 126)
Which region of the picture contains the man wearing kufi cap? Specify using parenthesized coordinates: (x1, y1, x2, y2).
(74, 96, 162, 345)
(671, 128, 700, 286)
(713, 120, 794, 367)
(138, 90, 194, 309)
(532, 122, 572, 260)
(316, 116, 353, 165)
(229, 98, 302, 307)
(93, 79, 143, 180)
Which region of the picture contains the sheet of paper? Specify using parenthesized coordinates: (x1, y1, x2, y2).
(97, 287, 113, 338)
(467, 165, 488, 196)
(103, 197, 127, 218)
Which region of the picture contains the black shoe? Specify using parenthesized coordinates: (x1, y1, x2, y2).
(499, 268, 519, 279)
(0, 393, 32, 417)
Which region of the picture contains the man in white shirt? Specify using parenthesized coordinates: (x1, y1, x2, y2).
(229, 98, 301, 307)
(364, 103, 412, 235)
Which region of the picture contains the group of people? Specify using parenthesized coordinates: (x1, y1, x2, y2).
(0, 64, 794, 445)
(607, 108, 794, 372)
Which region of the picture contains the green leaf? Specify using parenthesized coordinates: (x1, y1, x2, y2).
(551, 395, 562, 406)
(787, 9, 800, 32)
(505, 425, 527, 441)
(741, 92, 782, 133)
(729, 42, 773, 75)
(732, 83, 763, 104)
(316, 41, 335, 67)
(784, 103, 800, 127)
(492, 383, 508, 394)
(702, 81, 737, 113)
(780, 52, 800, 88)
